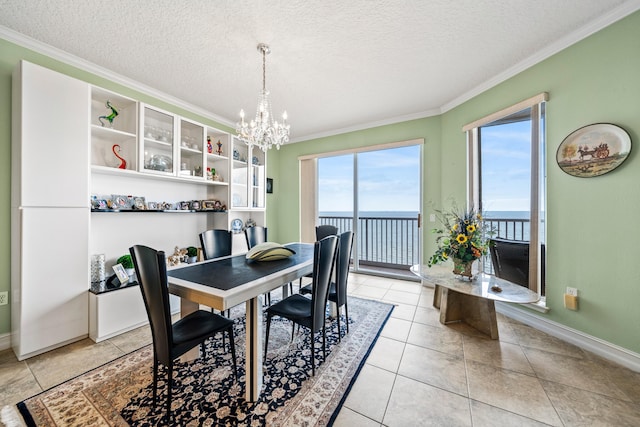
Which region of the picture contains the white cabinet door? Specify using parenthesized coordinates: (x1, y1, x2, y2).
(15, 208, 89, 359)
(14, 61, 89, 207)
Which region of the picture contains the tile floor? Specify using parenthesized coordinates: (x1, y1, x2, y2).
(2, 273, 640, 426)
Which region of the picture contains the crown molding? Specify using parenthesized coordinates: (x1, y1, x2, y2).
(289, 108, 441, 143)
(0, 25, 235, 130)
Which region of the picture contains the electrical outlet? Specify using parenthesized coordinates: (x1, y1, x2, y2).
(429, 214, 436, 222)
(0, 291, 8, 306)
(566, 287, 578, 297)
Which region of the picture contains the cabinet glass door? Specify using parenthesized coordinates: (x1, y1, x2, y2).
(251, 147, 266, 208)
(179, 119, 204, 178)
(231, 139, 248, 208)
(141, 106, 176, 175)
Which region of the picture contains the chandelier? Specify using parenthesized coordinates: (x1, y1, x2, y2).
(236, 43, 290, 151)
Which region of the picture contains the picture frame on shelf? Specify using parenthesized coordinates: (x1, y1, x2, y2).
(112, 263, 129, 285)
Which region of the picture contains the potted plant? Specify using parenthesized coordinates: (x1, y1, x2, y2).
(117, 254, 135, 277)
(427, 204, 492, 279)
(186, 246, 198, 264)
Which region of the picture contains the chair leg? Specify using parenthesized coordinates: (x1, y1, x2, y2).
(227, 326, 238, 378)
(264, 314, 272, 361)
(291, 322, 295, 340)
(345, 302, 349, 334)
(200, 341, 206, 358)
(322, 325, 327, 361)
(311, 329, 315, 376)
(166, 362, 173, 422)
(336, 309, 342, 342)
(152, 358, 158, 408)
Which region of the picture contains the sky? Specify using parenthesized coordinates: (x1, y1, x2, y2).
(318, 145, 420, 213)
(317, 121, 533, 215)
(480, 120, 532, 212)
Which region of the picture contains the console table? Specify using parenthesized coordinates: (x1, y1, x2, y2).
(410, 264, 540, 339)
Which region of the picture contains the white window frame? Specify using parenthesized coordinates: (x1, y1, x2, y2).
(463, 93, 548, 295)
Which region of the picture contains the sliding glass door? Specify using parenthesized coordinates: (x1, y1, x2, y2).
(318, 144, 421, 277)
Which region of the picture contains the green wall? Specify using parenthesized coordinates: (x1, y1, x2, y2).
(2, 10, 640, 355)
(269, 11, 640, 354)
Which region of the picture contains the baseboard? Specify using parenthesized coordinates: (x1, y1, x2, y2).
(496, 302, 640, 373)
(0, 333, 11, 351)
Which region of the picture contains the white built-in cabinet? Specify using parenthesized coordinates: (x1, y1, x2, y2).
(12, 60, 268, 351)
(11, 61, 90, 360)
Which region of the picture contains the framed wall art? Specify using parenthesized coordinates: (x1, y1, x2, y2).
(556, 123, 631, 178)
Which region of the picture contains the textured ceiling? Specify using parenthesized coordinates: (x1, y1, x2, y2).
(1, 0, 639, 142)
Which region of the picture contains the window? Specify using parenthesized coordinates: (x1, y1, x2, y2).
(464, 93, 547, 295)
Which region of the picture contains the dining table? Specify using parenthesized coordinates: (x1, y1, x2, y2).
(167, 242, 315, 402)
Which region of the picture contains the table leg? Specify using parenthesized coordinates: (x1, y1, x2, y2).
(438, 288, 499, 339)
(179, 298, 200, 361)
(245, 295, 264, 402)
(432, 284, 442, 309)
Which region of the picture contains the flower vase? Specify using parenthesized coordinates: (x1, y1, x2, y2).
(453, 259, 474, 279)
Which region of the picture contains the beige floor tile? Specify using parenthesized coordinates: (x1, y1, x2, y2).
(523, 346, 628, 400)
(407, 322, 463, 356)
(462, 335, 534, 375)
(398, 343, 468, 396)
(389, 281, 422, 294)
(417, 292, 434, 308)
(387, 302, 416, 321)
(26, 339, 125, 390)
(509, 323, 587, 359)
(412, 306, 442, 327)
(343, 364, 395, 422)
(380, 317, 412, 342)
(360, 276, 394, 290)
(366, 337, 405, 373)
(469, 400, 552, 427)
(383, 375, 472, 427)
(332, 407, 381, 427)
(466, 360, 562, 426)
(107, 324, 152, 354)
(0, 351, 41, 407)
(381, 290, 420, 305)
(351, 285, 389, 300)
(542, 379, 640, 426)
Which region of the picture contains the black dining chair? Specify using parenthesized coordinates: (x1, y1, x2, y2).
(245, 226, 282, 304)
(199, 228, 234, 319)
(264, 235, 338, 376)
(199, 229, 232, 260)
(298, 225, 338, 288)
(244, 226, 267, 249)
(129, 245, 237, 422)
(300, 231, 354, 341)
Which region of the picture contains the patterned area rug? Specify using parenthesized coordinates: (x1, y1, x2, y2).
(18, 296, 393, 426)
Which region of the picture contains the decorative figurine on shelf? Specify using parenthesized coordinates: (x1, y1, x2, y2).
(112, 144, 126, 169)
(207, 136, 213, 154)
(98, 100, 119, 128)
(216, 139, 223, 155)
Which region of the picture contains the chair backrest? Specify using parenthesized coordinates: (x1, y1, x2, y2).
(311, 235, 339, 333)
(490, 238, 546, 293)
(316, 225, 338, 240)
(334, 231, 354, 306)
(245, 226, 267, 249)
(129, 245, 173, 364)
(199, 229, 232, 260)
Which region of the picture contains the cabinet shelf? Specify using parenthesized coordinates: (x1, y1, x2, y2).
(91, 124, 136, 140)
(92, 209, 228, 213)
(91, 165, 229, 186)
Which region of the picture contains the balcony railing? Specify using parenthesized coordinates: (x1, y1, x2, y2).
(320, 215, 530, 275)
(319, 215, 419, 272)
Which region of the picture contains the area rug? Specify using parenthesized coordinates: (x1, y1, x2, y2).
(17, 296, 393, 426)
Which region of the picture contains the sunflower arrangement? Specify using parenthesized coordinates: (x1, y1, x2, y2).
(428, 205, 492, 267)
